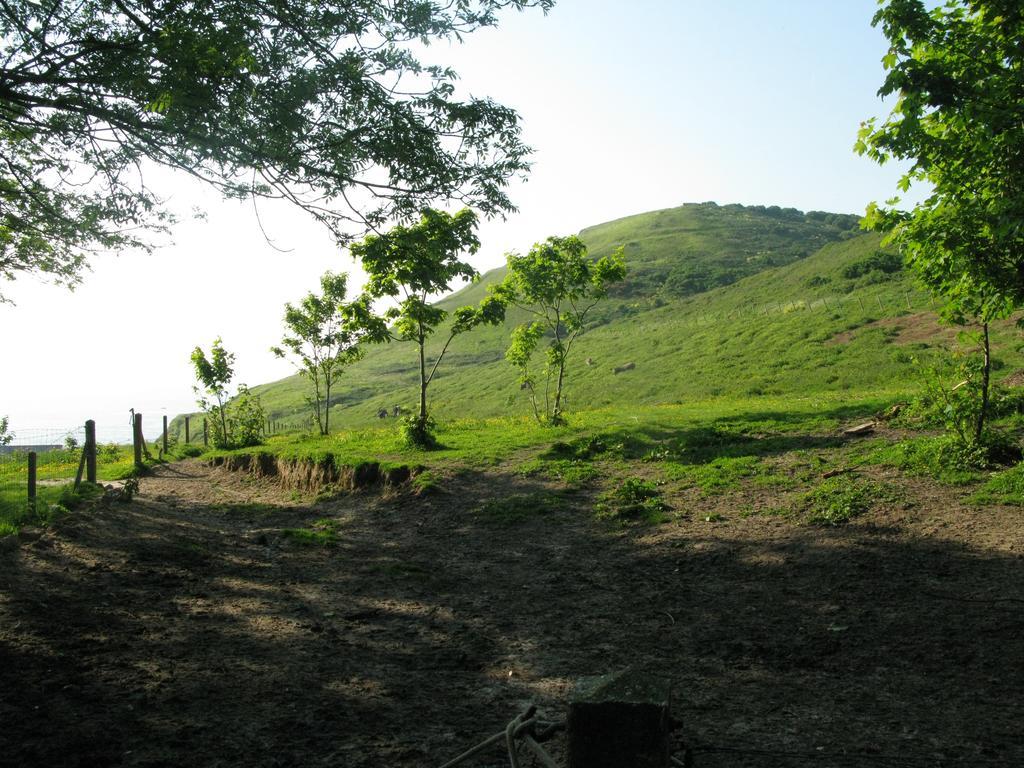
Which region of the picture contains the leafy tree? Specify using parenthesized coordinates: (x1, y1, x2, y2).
(0, 0, 552, 299)
(855, 0, 1024, 443)
(0, 416, 12, 446)
(349, 208, 505, 446)
(496, 236, 626, 425)
(191, 338, 235, 449)
(272, 271, 363, 436)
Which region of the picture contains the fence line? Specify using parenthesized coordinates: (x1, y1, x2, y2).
(0, 412, 169, 528)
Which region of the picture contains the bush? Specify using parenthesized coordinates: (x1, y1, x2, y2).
(231, 384, 266, 448)
(399, 415, 439, 450)
(205, 384, 266, 450)
(841, 251, 903, 280)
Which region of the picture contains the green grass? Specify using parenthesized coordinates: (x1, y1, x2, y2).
(472, 491, 567, 524)
(596, 477, 671, 523)
(410, 470, 440, 494)
(205, 393, 894, 484)
(172, 201, 1015, 438)
(797, 476, 893, 526)
(0, 443, 174, 535)
(0, 481, 106, 536)
(863, 436, 986, 486)
(517, 457, 601, 486)
(281, 517, 341, 545)
(665, 455, 767, 494)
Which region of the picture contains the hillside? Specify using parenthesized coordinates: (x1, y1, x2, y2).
(172, 202, 1017, 437)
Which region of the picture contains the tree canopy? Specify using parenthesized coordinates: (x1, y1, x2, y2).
(496, 235, 626, 424)
(0, 0, 552, 298)
(191, 337, 235, 448)
(272, 271, 363, 436)
(349, 207, 505, 445)
(857, 0, 1024, 444)
(856, 0, 1024, 321)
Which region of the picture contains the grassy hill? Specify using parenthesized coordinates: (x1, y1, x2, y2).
(172, 202, 1022, 438)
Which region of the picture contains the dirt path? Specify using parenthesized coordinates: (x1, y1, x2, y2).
(1, 461, 1022, 767)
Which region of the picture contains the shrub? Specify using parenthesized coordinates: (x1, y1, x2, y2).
(399, 415, 439, 450)
(231, 384, 266, 448)
(841, 251, 903, 280)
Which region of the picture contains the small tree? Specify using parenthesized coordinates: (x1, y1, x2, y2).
(272, 272, 363, 436)
(0, 416, 12, 446)
(230, 384, 267, 449)
(349, 208, 505, 446)
(191, 338, 235, 449)
(496, 236, 626, 425)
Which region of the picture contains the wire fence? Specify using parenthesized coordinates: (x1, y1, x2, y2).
(0, 425, 86, 530)
(0, 418, 144, 532)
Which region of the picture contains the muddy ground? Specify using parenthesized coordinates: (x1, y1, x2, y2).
(1, 459, 1022, 767)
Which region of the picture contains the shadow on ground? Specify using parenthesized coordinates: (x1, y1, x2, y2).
(0, 461, 1021, 768)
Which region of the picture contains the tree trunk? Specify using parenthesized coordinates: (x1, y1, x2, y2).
(217, 393, 228, 448)
(324, 378, 331, 436)
(553, 357, 566, 424)
(975, 321, 991, 443)
(418, 328, 428, 431)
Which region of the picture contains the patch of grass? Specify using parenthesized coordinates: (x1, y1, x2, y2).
(0, 481, 106, 536)
(281, 517, 340, 545)
(597, 477, 670, 523)
(168, 444, 205, 460)
(411, 470, 440, 494)
(542, 435, 609, 460)
(797, 476, 889, 526)
(517, 457, 600, 486)
(865, 436, 986, 486)
(666, 455, 765, 494)
(969, 463, 1024, 506)
(472, 492, 566, 524)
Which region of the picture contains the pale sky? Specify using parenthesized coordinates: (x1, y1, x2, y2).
(1, 0, 915, 441)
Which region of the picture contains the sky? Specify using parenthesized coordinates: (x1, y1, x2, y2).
(1, 0, 918, 442)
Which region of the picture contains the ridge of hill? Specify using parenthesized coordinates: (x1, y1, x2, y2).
(172, 202, 1019, 438)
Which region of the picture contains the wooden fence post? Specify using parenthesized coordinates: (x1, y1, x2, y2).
(162, 415, 168, 454)
(85, 419, 97, 484)
(133, 413, 143, 469)
(185, 416, 190, 445)
(203, 418, 208, 447)
(27, 452, 37, 506)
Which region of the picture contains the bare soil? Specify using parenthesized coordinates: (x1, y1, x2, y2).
(1, 459, 1022, 767)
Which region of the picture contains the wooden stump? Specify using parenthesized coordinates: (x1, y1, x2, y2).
(567, 668, 672, 768)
